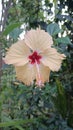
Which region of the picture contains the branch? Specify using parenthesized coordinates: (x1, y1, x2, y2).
(0, 43, 2, 88)
(1, 0, 13, 32)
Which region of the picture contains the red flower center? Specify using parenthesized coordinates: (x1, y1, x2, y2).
(28, 51, 42, 64)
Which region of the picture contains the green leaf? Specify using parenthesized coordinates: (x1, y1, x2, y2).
(15, 125, 24, 130)
(47, 23, 62, 36)
(3, 22, 23, 36)
(52, 79, 67, 119)
(9, 28, 23, 39)
(56, 36, 71, 45)
(0, 119, 35, 127)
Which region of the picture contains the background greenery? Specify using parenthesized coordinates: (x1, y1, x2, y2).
(0, 0, 73, 130)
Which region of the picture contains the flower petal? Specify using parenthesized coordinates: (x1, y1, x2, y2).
(4, 40, 30, 66)
(25, 28, 53, 52)
(15, 62, 50, 86)
(35, 63, 50, 86)
(15, 63, 36, 85)
(41, 48, 66, 71)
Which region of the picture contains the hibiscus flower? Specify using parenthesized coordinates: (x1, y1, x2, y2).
(4, 28, 66, 87)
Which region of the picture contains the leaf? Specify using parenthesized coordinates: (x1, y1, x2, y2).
(52, 79, 67, 119)
(0, 119, 35, 127)
(47, 23, 62, 36)
(9, 28, 23, 39)
(15, 125, 24, 130)
(56, 36, 71, 45)
(3, 22, 23, 36)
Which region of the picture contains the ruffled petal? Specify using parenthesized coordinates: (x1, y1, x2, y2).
(4, 40, 30, 66)
(15, 62, 50, 86)
(25, 28, 53, 52)
(41, 48, 66, 71)
(35, 63, 50, 86)
(15, 63, 36, 85)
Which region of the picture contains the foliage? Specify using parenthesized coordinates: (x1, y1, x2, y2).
(0, 0, 73, 130)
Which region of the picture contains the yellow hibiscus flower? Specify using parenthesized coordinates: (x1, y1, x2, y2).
(4, 28, 66, 87)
